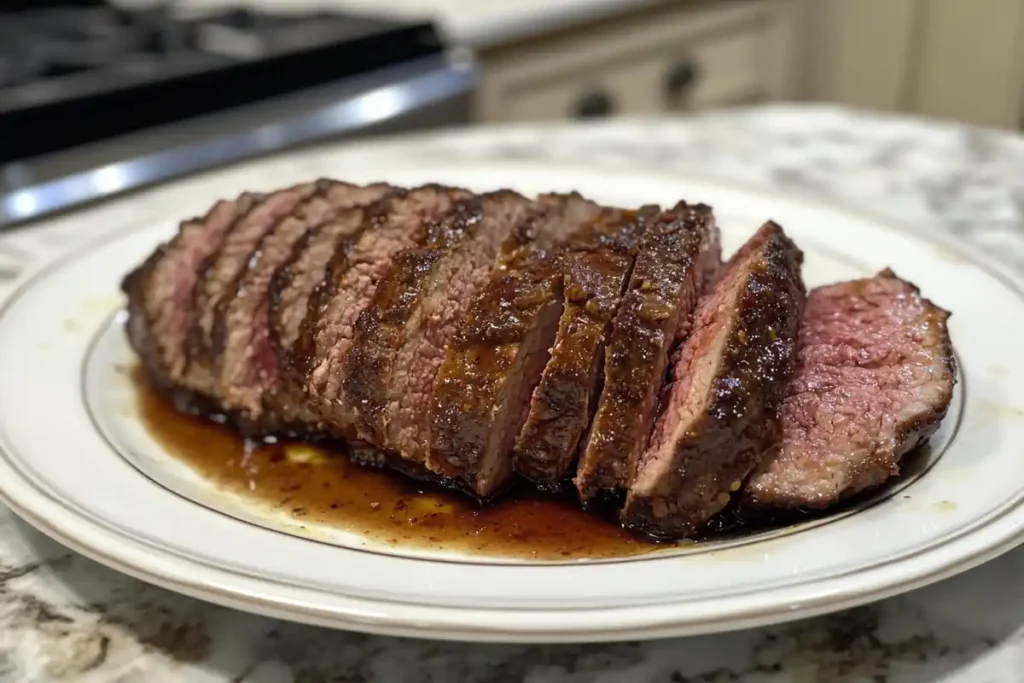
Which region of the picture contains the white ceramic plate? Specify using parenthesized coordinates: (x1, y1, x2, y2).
(0, 161, 1022, 643)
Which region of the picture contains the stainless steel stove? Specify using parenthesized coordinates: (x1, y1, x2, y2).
(0, 0, 476, 227)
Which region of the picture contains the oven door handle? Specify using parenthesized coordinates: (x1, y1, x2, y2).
(0, 53, 477, 229)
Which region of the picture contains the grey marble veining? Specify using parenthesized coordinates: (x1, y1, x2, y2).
(1, 104, 1024, 682)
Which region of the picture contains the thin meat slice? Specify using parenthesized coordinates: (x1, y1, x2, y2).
(294, 185, 472, 437)
(513, 208, 651, 487)
(183, 182, 316, 399)
(212, 181, 391, 432)
(575, 202, 721, 501)
(622, 222, 806, 540)
(121, 193, 259, 398)
(427, 255, 565, 497)
(264, 184, 396, 431)
(743, 269, 955, 509)
(343, 191, 540, 460)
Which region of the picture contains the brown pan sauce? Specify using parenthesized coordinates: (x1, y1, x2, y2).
(132, 367, 661, 560)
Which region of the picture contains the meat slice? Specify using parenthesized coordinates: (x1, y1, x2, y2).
(574, 202, 721, 501)
(527, 192, 604, 253)
(427, 255, 565, 497)
(743, 269, 955, 509)
(424, 194, 603, 496)
(182, 183, 316, 399)
(343, 191, 540, 460)
(513, 208, 651, 487)
(621, 222, 806, 540)
(264, 184, 396, 431)
(293, 185, 472, 437)
(122, 193, 260, 397)
(211, 181, 391, 432)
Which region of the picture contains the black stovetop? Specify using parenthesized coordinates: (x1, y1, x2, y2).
(0, 1, 443, 162)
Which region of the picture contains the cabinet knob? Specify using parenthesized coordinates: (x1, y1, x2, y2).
(573, 90, 614, 119)
(665, 61, 700, 102)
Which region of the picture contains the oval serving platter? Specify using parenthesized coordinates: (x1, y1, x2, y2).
(0, 161, 1021, 643)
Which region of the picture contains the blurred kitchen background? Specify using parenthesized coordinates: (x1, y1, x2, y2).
(2, 0, 1021, 225)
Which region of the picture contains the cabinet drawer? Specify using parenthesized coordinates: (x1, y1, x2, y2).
(504, 25, 768, 121)
(476, 0, 797, 123)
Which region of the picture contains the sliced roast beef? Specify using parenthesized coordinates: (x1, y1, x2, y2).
(122, 179, 965, 541)
(621, 222, 806, 540)
(743, 269, 955, 509)
(182, 183, 316, 399)
(211, 181, 391, 432)
(343, 191, 540, 460)
(122, 194, 259, 398)
(293, 185, 473, 437)
(426, 255, 565, 497)
(513, 208, 651, 487)
(574, 202, 721, 501)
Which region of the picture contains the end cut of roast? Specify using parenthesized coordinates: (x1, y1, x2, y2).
(621, 222, 806, 540)
(121, 193, 257, 400)
(743, 269, 956, 509)
(574, 202, 721, 501)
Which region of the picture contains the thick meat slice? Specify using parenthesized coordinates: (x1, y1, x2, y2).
(743, 269, 955, 509)
(183, 183, 316, 399)
(621, 222, 806, 540)
(121, 193, 259, 397)
(264, 184, 396, 431)
(575, 202, 721, 501)
(212, 181, 391, 432)
(294, 185, 472, 437)
(513, 208, 651, 487)
(343, 191, 540, 460)
(427, 255, 565, 497)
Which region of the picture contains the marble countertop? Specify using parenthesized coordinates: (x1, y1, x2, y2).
(3, 104, 1024, 681)
(114, 0, 664, 48)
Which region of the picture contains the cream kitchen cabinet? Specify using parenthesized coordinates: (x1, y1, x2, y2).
(472, 0, 802, 123)
(805, 0, 1024, 130)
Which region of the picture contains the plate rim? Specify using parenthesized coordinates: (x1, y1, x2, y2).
(1, 159, 1022, 642)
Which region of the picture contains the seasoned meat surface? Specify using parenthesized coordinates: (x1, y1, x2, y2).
(427, 254, 565, 497)
(575, 202, 721, 500)
(622, 222, 805, 539)
(743, 269, 955, 508)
